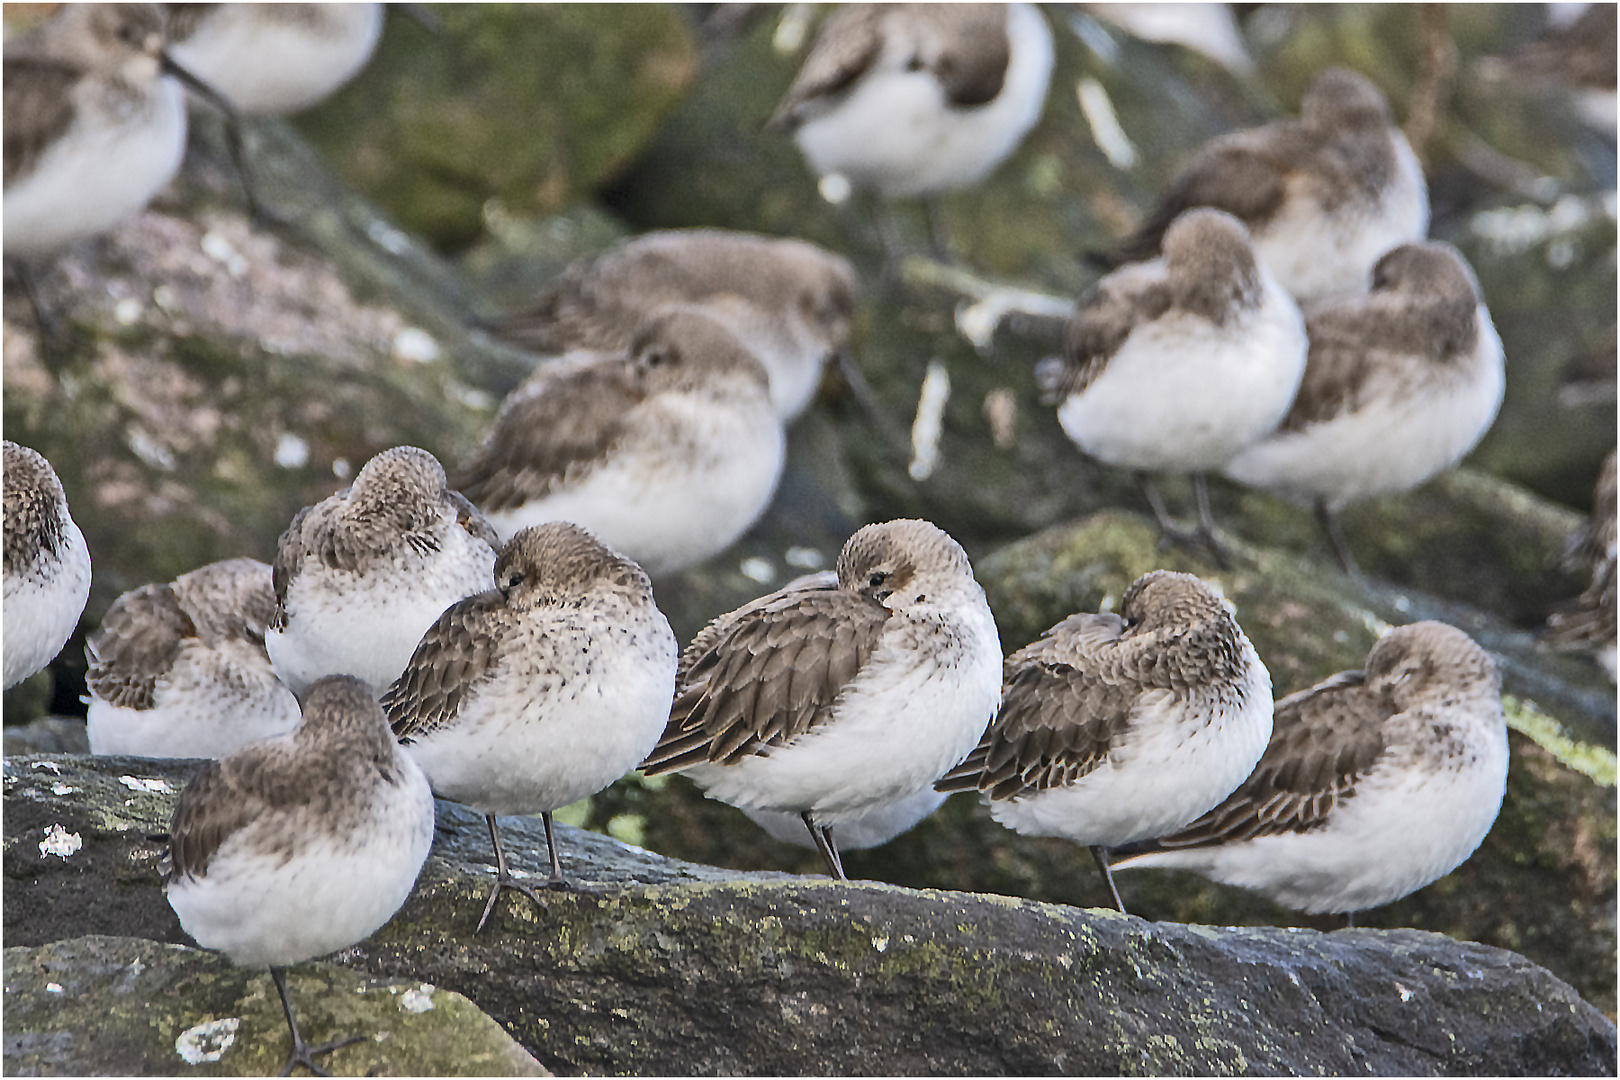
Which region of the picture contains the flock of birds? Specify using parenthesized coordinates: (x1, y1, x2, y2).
(1, 2, 1610, 1074)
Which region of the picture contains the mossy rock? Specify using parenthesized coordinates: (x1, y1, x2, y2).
(293, 4, 698, 251)
(2, 935, 548, 1076)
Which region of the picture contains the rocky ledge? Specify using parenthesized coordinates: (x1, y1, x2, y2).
(4, 754, 1613, 1076)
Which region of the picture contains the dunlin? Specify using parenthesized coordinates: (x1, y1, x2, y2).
(163, 3, 384, 115)
(164, 675, 435, 1076)
(642, 519, 1003, 880)
(1546, 449, 1617, 680)
(3, 442, 92, 691)
(1113, 621, 1509, 921)
(770, 3, 1054, 255)
(1093, 67, 1429, 303)
(937, 570, 1273, 913)
(266, 446, 500, 696)
(383, 523, 677, 931)
(86, 558, 300, 759)
(489, 228, 857, 423)
(1221, 241, 1505, 577)
(1037, 209, 1306, 563)
(452, 306, 785, 576)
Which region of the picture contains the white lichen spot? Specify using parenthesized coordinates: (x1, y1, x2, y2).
(399, 985, 436, 1014)
(1395, 982, 1414, 1002)
(446, 381, 495, 411)
(1393, 595, 1411, 614)
(39, 824, 82, 858)
(332, 458, 353, 480)
(1076, 77, 1137, 169)
(908, 360, 950, 481)
(176, 1017, 239, 1065)
(119, 776, 173, 794)
(984, 389, 1017, 449)
(51, 783, 75, 796)
(392, 327, 440, 364)
(273, 433, 310, 470)
(152, 284, 179, 313)
(785, 547, 823, 570)
(740, 557, 776, 584)
(114, 298, 143, 325)
(773, 2, 814, 52)
(45, 982, 64, 994)
(32, 761, 62, 773)
(366, 219, 413, 256)
(200, 231, 249, 278)
(127, 429, 177, 471)
(872, 936, 889, 952)
(818, 173, 853, 206)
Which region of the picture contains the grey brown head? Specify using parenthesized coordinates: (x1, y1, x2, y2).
(3, 441, 70, 577)
(1162, 208, 1262, 323)
(494, 522, 651, 609)
(345, 446, 451, 529)
(1367, 241, 1482, 359)
(299, 673, 396, 741)
(171, 557, 277, 646)
(20, 4, 168, 70)
(1363, 621, 1501, 711)
(1119, 570, 1234, 634)
(1301, 67, 1392, 131)
(628, 305, 772, 392)
(836, 518, 975, 610)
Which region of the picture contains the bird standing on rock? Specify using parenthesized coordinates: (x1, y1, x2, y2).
(642, 519, 1003, 880)
(937, 570, 1273, 914)
(383, 523, 677, 932)
(1038, 208, 1307, 565)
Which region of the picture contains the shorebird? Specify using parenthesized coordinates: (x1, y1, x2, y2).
(1221, 241, 1505, 577)
(382, 523, 677, 931)
(266, 446, 500, 697)
(1112, 621, 1509, 922)
(642, 519, 1003, 880)
(1546, 449, 1617, 680)
(769, 3, 1054, 257)
(936, 570, 1273, 913)
(162, 3, 384, 116)
(487, 228, 858, 423)
(452, 306, 785, 576)
(1036, 208, 1306, 564)
(86, 558, 300, 759)
(1092, 67, 1429, 303)
(742, 786, 948, 855)
(164, 675, 435, 1076)
(3, 442, 92, 691)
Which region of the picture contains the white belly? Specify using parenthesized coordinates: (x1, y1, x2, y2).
(166, 4, 383, 115)
(4, 81, 186, 257)
(87, 641, 301, 759)
(741, 785, 948, 851)
(988, 651, 1274, 847)
(2, 520, 92, 690)
(166, 756, 435, 967)
(795, 3, 1054, 199)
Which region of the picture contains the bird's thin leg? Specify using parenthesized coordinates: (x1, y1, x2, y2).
(1315, 498, 1363, 580)
(922, 195, 955, 263)
(1136, 473, 1183, 542)
(269, 966, 365, 1077)
(802, 811, 846, 880)
(541, 810, 570, 889)
(475, 813, 546, 933)
(1091, 845, 1128, 915)
(5, 258, 67, 355)
(1191, 474, 1233, 570)
(1345, 911, 1357, 930)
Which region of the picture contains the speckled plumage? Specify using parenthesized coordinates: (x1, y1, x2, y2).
(644, 519, 1003, 879)
(937, 570, 1273, 911)
(86, 558, 300, 758)
(489, 229, 857, 423)
(383, 522, 677, 929)
(452, 306, 785, 576)
(1114, 621, 1509, 916)
(164, 674, 434, 1075)
(266, 446, 500, 696)
(3, 441, 92, 690)
(1095, 68, 1429, 303)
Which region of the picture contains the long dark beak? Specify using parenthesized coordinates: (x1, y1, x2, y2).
(159, 52, 239, 121)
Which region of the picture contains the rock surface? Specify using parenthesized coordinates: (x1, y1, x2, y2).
(3, 935, 548, 1077)
(4, 754, 1614, 1077)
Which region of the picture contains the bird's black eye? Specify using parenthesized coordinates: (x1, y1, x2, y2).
(504, 572, 525, 589)
(868, 571, 889, 589)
